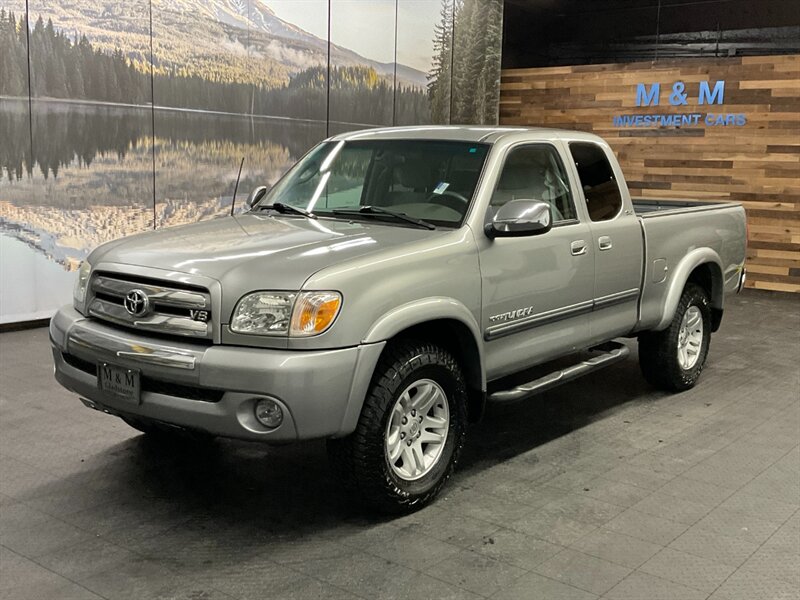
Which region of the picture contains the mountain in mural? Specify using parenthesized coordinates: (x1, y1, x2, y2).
(24, 0, 427, 88)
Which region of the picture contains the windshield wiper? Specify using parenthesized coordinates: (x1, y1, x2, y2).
(331, 206, 436, 230)
(258, 202, 317, 219)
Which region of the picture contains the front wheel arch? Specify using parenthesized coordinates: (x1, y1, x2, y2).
(375, 318, 486, 423)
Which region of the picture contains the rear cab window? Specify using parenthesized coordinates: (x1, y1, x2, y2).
(569, 142, 623, 222)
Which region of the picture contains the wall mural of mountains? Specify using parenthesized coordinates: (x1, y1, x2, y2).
(0, 0, 503, 323)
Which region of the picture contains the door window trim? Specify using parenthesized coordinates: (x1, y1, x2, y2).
(487, 142, 581, 228)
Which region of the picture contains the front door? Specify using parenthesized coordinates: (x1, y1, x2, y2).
(478, 143, 595, 379)
(568, 141, 644, 342)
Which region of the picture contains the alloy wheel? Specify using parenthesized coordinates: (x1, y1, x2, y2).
(384, 378, 450, 481)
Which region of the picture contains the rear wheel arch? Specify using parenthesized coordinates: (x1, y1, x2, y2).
(687, 262, 724, 331)
(655, 249, 724, 331)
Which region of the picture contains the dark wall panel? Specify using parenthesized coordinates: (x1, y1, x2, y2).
(503, 0, 800, 68)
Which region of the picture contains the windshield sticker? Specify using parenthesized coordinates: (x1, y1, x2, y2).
(433, 182, 449, 195)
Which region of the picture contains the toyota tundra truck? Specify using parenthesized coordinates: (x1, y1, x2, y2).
(51, 126, 747, 512)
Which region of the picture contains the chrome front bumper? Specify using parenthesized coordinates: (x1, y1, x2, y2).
(50, 306, 385, 442)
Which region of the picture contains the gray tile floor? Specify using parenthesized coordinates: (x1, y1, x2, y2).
(1, 290, 798, 600)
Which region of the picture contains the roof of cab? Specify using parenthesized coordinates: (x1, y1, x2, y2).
(329, 125, 605, 145)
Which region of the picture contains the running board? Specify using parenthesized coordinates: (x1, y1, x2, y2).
(488, 342, 630, 403)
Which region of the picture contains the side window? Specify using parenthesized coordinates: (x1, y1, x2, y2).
(569, 142, 622, 222)
(490, 145, 577, 222)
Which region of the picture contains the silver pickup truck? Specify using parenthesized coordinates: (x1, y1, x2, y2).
(51, 126, 747, 512)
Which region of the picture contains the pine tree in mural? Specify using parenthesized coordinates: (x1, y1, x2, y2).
(481, 0, 503, 124)
(0, 13, 428, 126)
(427, 0, 503, 125)
(0, 10, 29, 97)
(428, 0, 454, 124)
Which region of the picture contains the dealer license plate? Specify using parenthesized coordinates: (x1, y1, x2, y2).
(98, 362, 140, 404)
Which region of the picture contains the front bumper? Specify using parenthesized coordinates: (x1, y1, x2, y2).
(50, 306, 385, 442)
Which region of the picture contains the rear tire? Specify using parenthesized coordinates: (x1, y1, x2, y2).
(327, 340, 467, 514)
(638, 283, 712, 392)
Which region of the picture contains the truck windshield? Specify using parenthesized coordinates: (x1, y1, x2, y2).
(258, 139, 490, 228)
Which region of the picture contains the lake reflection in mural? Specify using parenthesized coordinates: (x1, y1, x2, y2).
(0, 98, 323, 321)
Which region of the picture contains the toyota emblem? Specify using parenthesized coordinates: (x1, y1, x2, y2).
(124, 289, 150, 317)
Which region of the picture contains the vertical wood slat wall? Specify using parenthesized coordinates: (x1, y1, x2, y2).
(499, 55, 800, 292)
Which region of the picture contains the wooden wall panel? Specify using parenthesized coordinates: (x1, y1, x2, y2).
(499, 55, 800, 293)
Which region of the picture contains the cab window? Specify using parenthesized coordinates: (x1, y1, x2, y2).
(569, 142, 623, 222)
(490, 144, 577, 222)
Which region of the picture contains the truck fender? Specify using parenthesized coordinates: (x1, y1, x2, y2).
(363, 297, 486, 392)
(653, 248, 724, 331)
(335, 299, 486, 437)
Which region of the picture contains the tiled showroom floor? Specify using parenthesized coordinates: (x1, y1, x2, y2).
(1, 290, 798, 600)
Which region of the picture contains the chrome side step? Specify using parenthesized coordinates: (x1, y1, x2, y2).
(488, 341, 630, 403)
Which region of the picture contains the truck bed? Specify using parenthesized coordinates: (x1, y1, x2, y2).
(634, 197, 747, 333)
(632, 198, 741, 217)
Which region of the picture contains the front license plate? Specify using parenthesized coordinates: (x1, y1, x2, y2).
(98, 362, 140, 404)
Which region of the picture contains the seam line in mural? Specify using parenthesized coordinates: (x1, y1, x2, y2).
(148, 0, 156, 230)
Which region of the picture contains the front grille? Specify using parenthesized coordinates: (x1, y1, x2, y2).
(61, 352, 223, 403)
(140, 377, 224, 403)
(87, 272, 212, 339)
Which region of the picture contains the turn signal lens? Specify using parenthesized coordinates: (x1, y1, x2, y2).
(290, 291, 342, 337)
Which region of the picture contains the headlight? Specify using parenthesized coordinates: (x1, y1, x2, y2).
(230, 292, 296, 335)
(73, 260, 92, 309)
(230, 291, 342, 337)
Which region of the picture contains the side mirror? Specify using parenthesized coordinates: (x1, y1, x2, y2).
(485, 199, 553, 239)
(245, 186, 268, 210)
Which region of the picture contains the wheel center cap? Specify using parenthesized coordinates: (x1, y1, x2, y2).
(409, 421, 420, 436)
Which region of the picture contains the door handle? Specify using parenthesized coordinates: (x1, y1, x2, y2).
(570, 240, 587, 256)
(598, 236, 613, 251)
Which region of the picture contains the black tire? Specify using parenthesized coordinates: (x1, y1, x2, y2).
(638, 283, 712, 392)
(121, 416, 214, 444)
(327, 340, 468, 514)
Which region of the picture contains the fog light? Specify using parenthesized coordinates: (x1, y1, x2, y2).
(254, 398, 283, 428)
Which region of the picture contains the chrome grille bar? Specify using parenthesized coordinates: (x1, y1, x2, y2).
(87, 274, 212, 339)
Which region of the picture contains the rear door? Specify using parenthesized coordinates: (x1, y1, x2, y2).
(567, 141, 643, 341)
(478, 143, 595, 379)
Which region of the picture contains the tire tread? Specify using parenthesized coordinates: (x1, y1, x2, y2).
(638, 283, 711, 392)
(328, 339, 467, 514)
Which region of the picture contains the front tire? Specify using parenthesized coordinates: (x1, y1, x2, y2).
(638, 283, 712, 392)
(327, 340, 467, 514)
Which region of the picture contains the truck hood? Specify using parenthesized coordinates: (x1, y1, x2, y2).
(91, 213, 440, 289)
